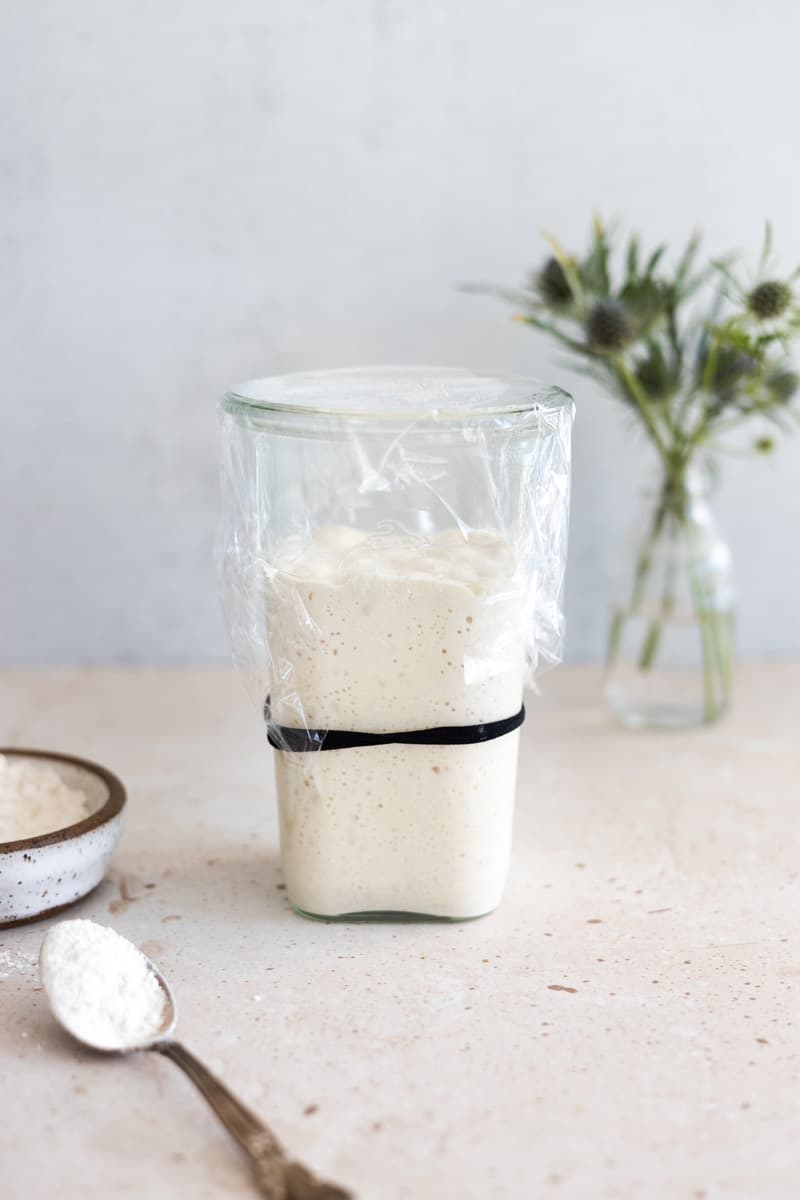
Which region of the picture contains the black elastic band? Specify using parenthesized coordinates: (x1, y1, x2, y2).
(264, 696, 525, 753)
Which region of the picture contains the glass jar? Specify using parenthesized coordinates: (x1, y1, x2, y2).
(605, 468, 735, 729)
(220, 368, 574, 919)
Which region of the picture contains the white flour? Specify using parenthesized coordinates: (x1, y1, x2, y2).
(0, 755, 92, 842)
(40, 920, 168, 1050)
(0, 947, 37, 979)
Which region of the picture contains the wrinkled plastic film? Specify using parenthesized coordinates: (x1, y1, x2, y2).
(219, 379, 574, 750)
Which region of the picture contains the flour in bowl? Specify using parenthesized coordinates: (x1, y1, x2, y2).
(40, 920, 168, 1050)
(0, 755, 92, 842)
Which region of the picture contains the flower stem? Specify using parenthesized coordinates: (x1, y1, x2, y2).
(689, 562, 722, 723)
(638, 514, 678, 669)
(613, 357, 671, 461)
(638, 620, 662, 669)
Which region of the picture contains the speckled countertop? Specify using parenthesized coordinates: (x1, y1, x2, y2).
(0, 666, 797, 1199)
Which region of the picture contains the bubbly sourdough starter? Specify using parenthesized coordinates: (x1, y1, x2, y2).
(267, 527, 526, 918)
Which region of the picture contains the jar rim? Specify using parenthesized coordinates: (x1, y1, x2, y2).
(222, 366, 573, 422)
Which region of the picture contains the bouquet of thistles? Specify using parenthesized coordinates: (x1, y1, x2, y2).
(468, 218, 800, 488)
(467, 219, 800, 725)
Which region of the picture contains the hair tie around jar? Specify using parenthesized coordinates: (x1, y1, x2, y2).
(263, 696, 525, 753)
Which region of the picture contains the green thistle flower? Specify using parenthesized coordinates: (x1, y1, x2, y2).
(766, 368, 799, 402)
(634, 344, 674, 399)
(535, 257, 573, 306)
(747, 280, 793, 320)
(705, 347, 756, 392)
(586, 300, 634, 352)
(470, 219, 800, 492)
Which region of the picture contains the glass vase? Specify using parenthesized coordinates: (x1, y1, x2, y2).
(604, 469, 735, 729)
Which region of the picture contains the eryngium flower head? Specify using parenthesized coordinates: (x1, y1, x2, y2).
(535, 257, 573, 306)
(767, 368, 799, 402)
(747, 280, 793, 320)
(710, 347, 756, 391)
(586, 300, 634, 352)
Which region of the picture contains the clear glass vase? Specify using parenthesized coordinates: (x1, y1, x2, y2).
(604, 469, 735, 729)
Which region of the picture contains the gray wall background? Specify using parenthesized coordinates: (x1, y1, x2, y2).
(3, 0, 800, 664)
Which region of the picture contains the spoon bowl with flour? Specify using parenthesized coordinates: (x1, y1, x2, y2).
(40, 919, 353, 1200)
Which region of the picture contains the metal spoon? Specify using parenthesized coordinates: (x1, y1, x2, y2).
(39, 929, 354, 1200)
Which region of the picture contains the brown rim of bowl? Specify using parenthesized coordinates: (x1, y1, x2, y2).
(0, 748, 126, 853)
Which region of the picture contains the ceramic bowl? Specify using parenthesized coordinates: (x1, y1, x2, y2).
(0, 749, 126, 927)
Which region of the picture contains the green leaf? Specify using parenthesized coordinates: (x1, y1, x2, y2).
(763, 407, 793, 432)
(516, 313, 594, 356)
(619, 277, 667, 332)
(708, 324, 756, 353)
(633, 338, 679, 400)
(644, 244, 667, 278)
(673, 231, 703, 293)
(711, 258, 742, 294)
(580, 221, 612, 295)
(678, 263, 717, 300)
(458, 282, 537, 308)
(626, 235, 640, 281)
(758, 220, 774, 276)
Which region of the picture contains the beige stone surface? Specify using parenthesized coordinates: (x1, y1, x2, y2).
(0, 665, 798, 1199)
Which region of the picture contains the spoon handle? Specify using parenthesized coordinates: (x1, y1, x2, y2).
(155, 1040, 353, 1200)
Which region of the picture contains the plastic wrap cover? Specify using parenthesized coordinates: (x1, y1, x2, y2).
(219, 368, 574, 745)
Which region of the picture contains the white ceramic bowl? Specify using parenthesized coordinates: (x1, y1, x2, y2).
(0, 750, 126, 927)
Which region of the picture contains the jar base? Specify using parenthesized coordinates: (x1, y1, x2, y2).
(288, 901, 497, 924)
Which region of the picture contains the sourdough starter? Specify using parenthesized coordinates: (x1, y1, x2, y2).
(267, 527, 526, 918)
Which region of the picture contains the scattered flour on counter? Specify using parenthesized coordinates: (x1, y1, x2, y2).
(0, 755, 92, 842)
(0, 947, 37, 979)
(40, 920, 168, 1050)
